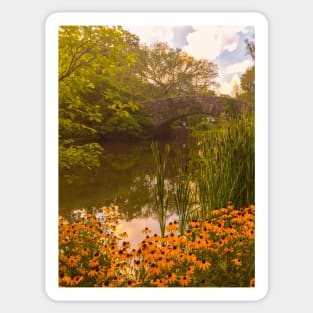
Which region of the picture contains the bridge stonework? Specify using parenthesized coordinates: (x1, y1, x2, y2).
(141, 95, 250, 136)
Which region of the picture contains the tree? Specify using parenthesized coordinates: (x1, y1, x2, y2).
(240, 66, 255, 93)
(137, 42, 218, 98)
(59, 26, 140, 171)
(245, 38, 255, 61)
(239, 40, 255, 105)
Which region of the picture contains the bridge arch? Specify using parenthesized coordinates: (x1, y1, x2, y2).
(141, 95, 250, 137)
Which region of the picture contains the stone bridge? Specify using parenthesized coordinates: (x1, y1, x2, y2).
(140, 95, 251, 137)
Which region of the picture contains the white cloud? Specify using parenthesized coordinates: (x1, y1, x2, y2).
(126, 26, 175, 47)
(225, 59, 253, 74)
(125, 26, 253, 97)
(183, 26, 249, 60)
(218, 74, 241, 96)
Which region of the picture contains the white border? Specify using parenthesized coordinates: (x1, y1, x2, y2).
(45, 12, 268, 301)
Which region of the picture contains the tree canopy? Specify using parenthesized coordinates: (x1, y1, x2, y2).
(137, 42, 218, 98)
(59, 26, 141, 170)
(58, 26, 220, 172)
(238, 40, 255, 105)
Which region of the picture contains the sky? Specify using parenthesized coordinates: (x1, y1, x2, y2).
(126, 26, 255, 96)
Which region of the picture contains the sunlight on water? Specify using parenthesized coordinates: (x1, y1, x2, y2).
(119, 214, 178, 249)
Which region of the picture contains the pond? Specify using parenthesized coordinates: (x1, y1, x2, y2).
(59, 136, 191, 248)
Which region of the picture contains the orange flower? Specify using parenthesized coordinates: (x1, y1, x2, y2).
(232, 258, 241, 266)
(166, 221, 178, 232)
(162, 257, 175, 270)
(189, 220, 200, 229)
(88, 257, 99, 268)
(106, 266, 116, 278)
(196, 259, 211, 271)
(118, 231, 128, 239)
(142, 227, 152, 234)
(72, 276, 83, 285)
(61, 275, 72, 285)
(151, 278, 166, 287)
(250, 278, 255, 287)
(165, 273, 177, 285)
(67, 256, 80, 267)
(211, 209, 221, 216)
(223, 247, 234, 254)
(81, 247, 89, 256)
(147, 263, 161, 276)
(186, 265, 195, 275)
(127, 279, 142, 287)
(179, 275, 191, 287)
(246, 229, 255, 239)
(88, 270, 98, 277)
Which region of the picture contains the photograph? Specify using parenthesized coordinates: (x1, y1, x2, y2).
(45, 12, 267, 300)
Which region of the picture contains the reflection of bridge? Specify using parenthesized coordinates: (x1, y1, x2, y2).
(141, 95, 251, 137)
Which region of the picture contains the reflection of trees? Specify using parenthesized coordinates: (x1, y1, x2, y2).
(102, 144, 141, 171)
(59, 141, 189, 221)
(59, 143, 156, 220)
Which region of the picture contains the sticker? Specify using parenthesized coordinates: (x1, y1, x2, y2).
(45, 12, 268, 301)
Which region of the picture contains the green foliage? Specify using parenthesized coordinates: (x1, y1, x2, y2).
(239, 66, 255, 105)
(59, 26, 140, 171)
(59, 141, 103, 170)
(241, 66, 255, 92)
(192, 113, 255, 213)
(151, 142, 171, 237)
(137, 42, 218, 98)
(171, 152, 193, 235)
(239, 39, 255, 105)
(106, 114, 142, 139)
(220, 95, 241, 117)
(58, 26, 221, 171)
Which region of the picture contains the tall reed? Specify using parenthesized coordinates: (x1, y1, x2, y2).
(151, 141, 170, 237)
(193, 112, 255, 213)
(171, 151, 192, 235)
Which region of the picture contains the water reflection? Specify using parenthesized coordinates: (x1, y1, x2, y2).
(59, 141, 181, 243)
(59, 143, 155, 220)
(119, 213, 178, 249)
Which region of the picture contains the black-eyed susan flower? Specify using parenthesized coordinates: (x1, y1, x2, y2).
(165, 273, 177, 285)
(247, 229, 255, 239)
(118, 231, 128, 239)
(179, 275, 191, 287)
(186, 265, 195, 275)
(88, 258, 99, 268)
(62, 275, 73, 286)
(163, 258, 174, 270)
(81, 247, 89, 256)
(147, 263, 161, 276)
(141, 227, 152, 234)
(166, 221, 178, 232)
(250, 278, 255, 287)
(68, 256, 80, 267)
(232, 258, 241, 266)
(196, 259, 211, 271)
(129, 280, 142, 287)
(72, 276, 83, 285)
(87, 269, 97, 277)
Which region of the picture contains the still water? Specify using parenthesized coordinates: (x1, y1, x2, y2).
(59, 140, 189, 247)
